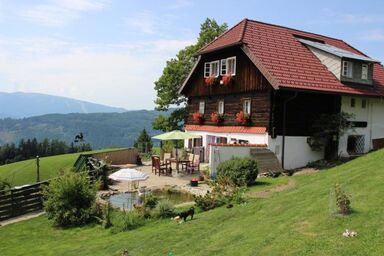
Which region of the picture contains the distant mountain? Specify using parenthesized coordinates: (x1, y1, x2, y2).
(0, 110, 173, 148)
(0, 92, 126, 118)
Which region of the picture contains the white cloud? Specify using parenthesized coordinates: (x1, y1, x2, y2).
(0, 36, 193, 110)
(20, 0, 106, 27)
(124, 11, 158, 35)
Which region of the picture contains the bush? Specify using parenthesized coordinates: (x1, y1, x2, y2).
(95, 202, 113, 229)
(335, 183, 351, 215)
(152, 200, 175, 218)
(144, 194, 158, 209)
(216, 157, 258, 186)
(43, 171, 98, 227)
(194, 193, 226, 211)
(0, 178, 11, 191)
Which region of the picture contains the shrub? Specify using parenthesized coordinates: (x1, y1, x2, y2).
(43, 171, 98, 227)
(194, 193, 226, 211)
(95, 202, 113, 229)
(144, 194, 158, 209)
(152, 200, 175, 218)
(335, 183, 351, 215)
(216, 157, 258, 186)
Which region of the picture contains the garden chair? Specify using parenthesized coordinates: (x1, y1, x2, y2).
(152, 156, 172, 176)
(162, 153, 171, 164)
(186, 155, 200, 174)
(181, 153, 194, 172)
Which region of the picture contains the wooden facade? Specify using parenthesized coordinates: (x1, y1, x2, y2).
(183, 46, 272, 128)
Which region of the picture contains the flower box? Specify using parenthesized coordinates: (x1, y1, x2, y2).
(204, 76, 217, 86)
(192, 112, 204, 124)
(190, 178, 199, 187)
(235, 111, 251, 125)
(210, 112, 224, 124)
(221, 75, 233, 86)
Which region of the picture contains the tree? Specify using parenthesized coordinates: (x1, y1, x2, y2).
(133, 129, 153, 153)
(153, 18, 228, 131)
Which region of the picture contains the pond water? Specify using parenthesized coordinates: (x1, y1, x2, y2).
(108, 189, 194, 209)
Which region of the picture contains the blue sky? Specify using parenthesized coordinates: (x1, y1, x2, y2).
(0, 0, 383, 110)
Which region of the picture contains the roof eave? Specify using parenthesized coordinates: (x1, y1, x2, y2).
(196, 42, 244, 56)
(178, 55, 201, 95)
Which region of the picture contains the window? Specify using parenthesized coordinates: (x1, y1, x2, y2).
(347, 135, 365, 155)
(362, 99, 367, 109)
(350, 98, 355, 108)
(220, 59, 227, 75)
(218, 100, 224, 114)
(219, 57, 236, 76)
(342, 61, 353, 78)
(204, 63, 210, 77)
(199, 101, 205, 114)
(362, 64, 368, 80)
(227, 57, 236, 75)
(204, 61, 220, 78)
(243, 99, 251, 115)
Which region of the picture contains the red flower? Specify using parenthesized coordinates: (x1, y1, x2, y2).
(210, 112, 224, 124)
(222, 75, 232, 86)
(235, 111, 250, 125)
(204, 76, 216, 86)
(192, 112, 204, 123)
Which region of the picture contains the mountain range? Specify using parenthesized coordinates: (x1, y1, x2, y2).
(0, 92, 126, 118)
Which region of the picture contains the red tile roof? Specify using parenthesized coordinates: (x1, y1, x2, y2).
(198, 19, 384, 96)
(185, 125, 266, 134)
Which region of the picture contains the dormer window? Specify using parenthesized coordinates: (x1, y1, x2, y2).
(362, 64, 368, 80)
(220, 57, 236, 76)
(204, 61, 219, 78)
(342, 61, 353, 78)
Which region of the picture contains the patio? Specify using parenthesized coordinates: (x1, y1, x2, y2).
(108, 160, 209, 196)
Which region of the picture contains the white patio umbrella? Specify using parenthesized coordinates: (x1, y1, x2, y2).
(109, 168, 149, 191)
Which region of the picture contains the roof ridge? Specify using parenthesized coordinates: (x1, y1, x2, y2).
(198, 18, 247, 54)
(245, 19, 345, 42)
(239, 18, 248, 42)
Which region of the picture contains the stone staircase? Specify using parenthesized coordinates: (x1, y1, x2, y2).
(250, 148, 283, 173)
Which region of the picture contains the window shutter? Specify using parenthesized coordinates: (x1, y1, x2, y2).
(204, 63, 210, 78)
(220, 59, 227, 75)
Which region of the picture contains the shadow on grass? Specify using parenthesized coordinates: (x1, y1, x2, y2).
(251, 181, 272, 187)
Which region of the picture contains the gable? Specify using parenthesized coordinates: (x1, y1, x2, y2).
(191, 19, 384, 97)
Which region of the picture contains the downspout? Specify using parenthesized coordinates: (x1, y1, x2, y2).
(282, 92, 298, 169)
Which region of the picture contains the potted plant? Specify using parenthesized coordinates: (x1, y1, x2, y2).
(192, 112, 204, 124)
(190, 178, 199, 187)
(204, 76, 217, 86)
(221, 75, 233, 86)
(235, 111, 251, 125)
(210, 112, 224, 124)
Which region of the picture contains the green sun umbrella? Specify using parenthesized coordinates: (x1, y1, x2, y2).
(152, 130, 201, 140)
(152, 130, 201, 159)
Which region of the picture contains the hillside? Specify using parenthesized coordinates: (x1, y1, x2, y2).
(0, 148, 123, 187)
(0, 92, 126, 118)
(0, 110, 171, 148)
(1, 150, 383, 255)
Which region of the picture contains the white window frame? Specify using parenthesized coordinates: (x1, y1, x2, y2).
(362, 64, 368, 80)
(199, 101, 205, 114)
(204, 63, 210, 78)
(220, 59, 227, 76)
(210, 61, 220, 77)
(227, 57, 236, 76)
(243, 99, 251, 115)
(342, 60, 353, 78)
(218, 100, 224, 114)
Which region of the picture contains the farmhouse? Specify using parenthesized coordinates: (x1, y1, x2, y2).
(179, 19, 384, 170)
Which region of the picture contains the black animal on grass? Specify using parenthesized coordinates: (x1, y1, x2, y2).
(179, 207, 195, 221)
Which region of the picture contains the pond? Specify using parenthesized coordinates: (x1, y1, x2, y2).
(108, 189, 194, 209)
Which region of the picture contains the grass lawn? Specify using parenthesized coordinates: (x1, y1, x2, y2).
(1, 149, 384, 255)
(0, 148, 124, 187)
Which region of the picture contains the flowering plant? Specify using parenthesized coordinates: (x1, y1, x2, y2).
(221, 75, 233, 86)
(210, 112, 224, 124)
(204, 76, 217, 86)
(235, 111, 250, 125)
(192, 112, 204, 123)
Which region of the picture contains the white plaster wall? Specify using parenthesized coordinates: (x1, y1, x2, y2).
(209, 146, 251, 177)
(307, 46, 341, 79)
(339, 96, 384, 156)
(268, 136, 324, 169)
